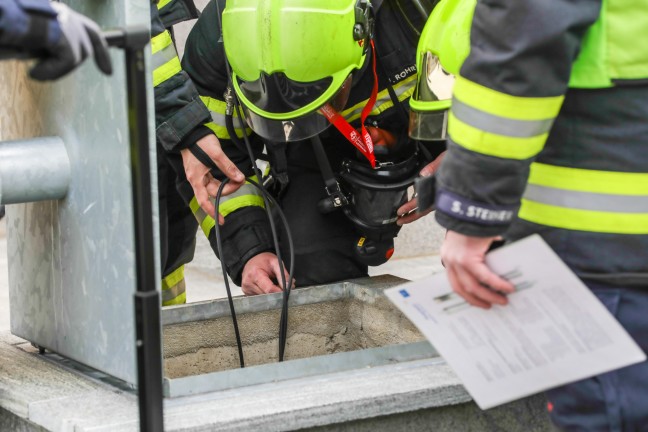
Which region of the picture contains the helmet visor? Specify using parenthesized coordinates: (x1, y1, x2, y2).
(240, 75, 353, 142)
(409, 52, 455, 141)
(237, 72, 333, 115)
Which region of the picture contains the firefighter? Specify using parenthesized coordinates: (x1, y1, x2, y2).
(179, 0, 440, 296)
(150, 0, 245, 305)
(431, 0, 648, 429)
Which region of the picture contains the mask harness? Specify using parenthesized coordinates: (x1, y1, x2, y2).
(313, 27, 425, 266)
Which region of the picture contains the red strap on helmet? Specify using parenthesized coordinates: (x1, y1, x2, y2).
(319, 39, 379, 168)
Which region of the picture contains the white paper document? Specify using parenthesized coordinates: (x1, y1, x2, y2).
(385, 234, 646, 410)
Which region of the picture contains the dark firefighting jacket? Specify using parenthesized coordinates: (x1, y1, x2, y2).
(151, 0, 211, 152)
(435, 0, 648, 284)
(179, 0, 421, 284)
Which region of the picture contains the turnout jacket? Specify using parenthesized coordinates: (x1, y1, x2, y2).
(151, 0, 212, 152)
(435, 0, 648, 284)
(181, 0, 420, 284)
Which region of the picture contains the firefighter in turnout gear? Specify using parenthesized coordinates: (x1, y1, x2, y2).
(431, 0, 648, 429)
(151, 0, 245, 305)
(179, 0, 442, 296)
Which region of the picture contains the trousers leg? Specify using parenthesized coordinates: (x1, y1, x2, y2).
(157, 144, 198, 305)
(546, 282, 648, 431)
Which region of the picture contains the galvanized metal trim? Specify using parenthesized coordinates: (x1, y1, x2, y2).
(162, 281, 350, 325)
(162, 275, 408, 326)
(163, 341, 438, 398)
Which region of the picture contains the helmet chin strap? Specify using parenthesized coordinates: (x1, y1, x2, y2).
(319, 39, 379, 168)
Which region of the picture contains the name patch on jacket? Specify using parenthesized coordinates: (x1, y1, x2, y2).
(392, 65, 416, 83)
(436, 190, 517, 226)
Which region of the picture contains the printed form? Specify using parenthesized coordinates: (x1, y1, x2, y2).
(385, 234, 646, 409)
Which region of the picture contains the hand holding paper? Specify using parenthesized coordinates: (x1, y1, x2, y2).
(386, 235, 646, 409)
(440, 231, 515, 308)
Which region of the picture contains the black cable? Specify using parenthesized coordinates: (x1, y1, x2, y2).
(215, 0, 294, 363)
(213, 177, 295, 362)
(229, 98, 294, 362)
(212, 181, 246, 368)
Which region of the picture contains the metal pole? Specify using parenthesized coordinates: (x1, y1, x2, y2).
(107, 27, 165, 432)
(0, 136, 71, 204)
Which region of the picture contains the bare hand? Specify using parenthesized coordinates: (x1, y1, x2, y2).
(440, 231, 515, 309)
(241, 252, 295, 296)
(397, 152, 445, 225)
(180, 134, 245, 224)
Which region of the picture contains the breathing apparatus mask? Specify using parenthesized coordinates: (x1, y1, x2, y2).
(322, 135, 426, 266)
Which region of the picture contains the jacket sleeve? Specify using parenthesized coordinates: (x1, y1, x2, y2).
(181, 0, 274, 284)
(151, 1, 212, 152)
(0, 0, 60, 53)
(435, 0, 602, 237)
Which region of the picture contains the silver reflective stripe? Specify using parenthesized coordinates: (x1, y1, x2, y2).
(151, 42, 177, 72)
(209, 110, 246, 128)
(191, 183, 263, 224)
(193, 204, 209, 225)
(162, 279, 186, 303)
(218, 183, 262, 205)
(343, 78, 416, 120)
(524, 184, 648, 213)
(452, 98, 554, 138)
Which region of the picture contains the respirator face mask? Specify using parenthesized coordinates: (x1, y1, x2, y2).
(314, 136, 424, 267)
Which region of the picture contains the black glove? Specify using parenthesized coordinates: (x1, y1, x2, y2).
(29, 3, 112, 81)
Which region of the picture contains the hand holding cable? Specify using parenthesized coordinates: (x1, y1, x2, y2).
(241, 252, 295, 296)
(180, 133, 245, 224)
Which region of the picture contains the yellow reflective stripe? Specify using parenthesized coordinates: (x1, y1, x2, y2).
(204, 122, 230, 140)
(163, 291, 186, 306)
(218, 176, 265, 217)
(157, 0, 173, 10)
(200, 95, 227, 114)
(162, 265, 186, 306)
(188, 177, 265, 237)
(200, 96, 252, 139)
(151, 32, 180, 87)
(528, 163, 648, 195)
(519, 199, 648, 234)
(153, 57, 182, 87)
(189, 197, 216, 237)
(448, 112, 547, 160)
(151, 31, 172, 54)
(151, 42, 177, 71)
(219, 194, 265, 217)
(341, 75, 416, 123)
(162, 264, 184, 290)
(453, 76, 564, 121)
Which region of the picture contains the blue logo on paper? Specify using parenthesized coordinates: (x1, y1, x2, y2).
(399, 289, 410, 298)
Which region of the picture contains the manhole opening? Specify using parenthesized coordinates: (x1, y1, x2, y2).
(163, 294, 423, 378)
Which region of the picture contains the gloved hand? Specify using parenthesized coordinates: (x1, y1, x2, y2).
(30, 3, 112, 81)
